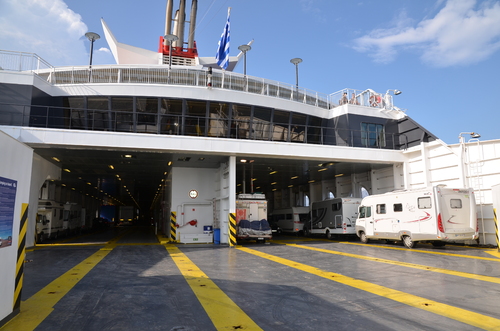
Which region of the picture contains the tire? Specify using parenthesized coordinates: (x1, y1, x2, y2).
(359, 231, 368, 244)
(37, 232, 44, 244)
(402, 235, 416, 249)
(431, 241, 446, 247)
(326, 230, 332, 240)
(303, 226, 310, 237)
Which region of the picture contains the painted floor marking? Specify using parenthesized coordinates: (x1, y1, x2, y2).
(1, 231, 129, 331)
(332, 240, 500, 262)
(238, 246, 500, 331)
(279, 242, 500, 284)
(165, 246, 263, 331)
(486, 250, 500, 259)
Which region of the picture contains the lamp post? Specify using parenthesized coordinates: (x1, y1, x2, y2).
(238, 45, 251, 76)
(290, 58, 302, 101)
(164, 34, 179, 70)
(238, 44, 251, 91)
(85, 32, 100, 82)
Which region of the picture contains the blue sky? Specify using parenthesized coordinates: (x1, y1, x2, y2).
(1, 0, 499, 144)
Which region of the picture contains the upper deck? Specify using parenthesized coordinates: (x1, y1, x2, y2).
(0, 50, 403, 114)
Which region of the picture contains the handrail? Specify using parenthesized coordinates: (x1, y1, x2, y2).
(0, 50, 402, 112)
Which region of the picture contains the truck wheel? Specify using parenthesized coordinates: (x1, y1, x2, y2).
(431, 241, 446, 247)
(402, 235, 416, 249)
(326, 230, 332, 240)
(359, 231, 368, 244)
(303, 227, 310, 237)
(37, 232, 44, 244)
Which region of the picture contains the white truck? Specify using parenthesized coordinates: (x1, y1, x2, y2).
(235, 193, 272, 243)
(355, 185, 478, 248)
(305, 198, 362, 239)
(36, 199, 65, 243)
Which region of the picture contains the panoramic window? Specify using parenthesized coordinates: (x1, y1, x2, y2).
(361, 122, 386, 147)
(418, 197, 432, 209)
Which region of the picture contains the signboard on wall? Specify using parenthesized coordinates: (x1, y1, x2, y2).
(0, 176, 17, 249)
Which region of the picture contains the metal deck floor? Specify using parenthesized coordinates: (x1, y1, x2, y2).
(2, 226, 500, 331)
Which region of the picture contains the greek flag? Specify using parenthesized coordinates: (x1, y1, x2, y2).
(216, 8, 230, 70)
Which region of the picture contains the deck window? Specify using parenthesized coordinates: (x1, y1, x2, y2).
(361, 123, 386, 147)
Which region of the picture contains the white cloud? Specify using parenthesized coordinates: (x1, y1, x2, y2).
(353, 0, 500, 67)
(0, 0, 90, 66)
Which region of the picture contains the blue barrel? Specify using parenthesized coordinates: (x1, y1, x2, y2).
(214, 228, 220, 244)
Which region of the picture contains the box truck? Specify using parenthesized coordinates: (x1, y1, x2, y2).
(355, 185, 478, 248)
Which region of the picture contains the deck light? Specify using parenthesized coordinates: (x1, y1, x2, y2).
(238, 44, 251, 77)
(85, 32, 100, 82)
(290, 58, 302, 100)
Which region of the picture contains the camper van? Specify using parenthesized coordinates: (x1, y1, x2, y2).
(269, 207, 310, 234)
(235, 193, 272, 243)
(305, 198, 362, 239)
(36, 199, 64, 243)
(63, 202, 83, 235)
(355, 185, 478, 248)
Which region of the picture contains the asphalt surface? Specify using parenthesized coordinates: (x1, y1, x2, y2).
(2, 226, 500, 331)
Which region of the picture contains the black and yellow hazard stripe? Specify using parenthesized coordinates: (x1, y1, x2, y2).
(13, 203, 28, 312)
(229, 213, 237, 246)
(170, 211, 177, 242)
(494, 208, 499, 252)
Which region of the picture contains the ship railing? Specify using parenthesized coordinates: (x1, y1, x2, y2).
(0, 102, 405, 150)
(329, 88, 403, 111)
(1, 50, 397, 111)
(31, 65, 334, 109)
(0, 50, 53, 72)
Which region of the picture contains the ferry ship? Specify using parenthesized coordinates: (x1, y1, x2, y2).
(0, 0, 499, 250)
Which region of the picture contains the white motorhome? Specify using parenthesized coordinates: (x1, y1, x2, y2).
(63, 202, 83, 235)
(355, 185, 478, 248)
(36, 199, 64, 243)
(305, 198, 362, 239)
(269, 207, 310, 234)
(236, 193, 272, 243)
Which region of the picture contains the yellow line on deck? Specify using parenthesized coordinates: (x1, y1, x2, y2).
(1, 232, 128, 331)
(486, 250, 500, 259)
(336, 241, 500, 261)
(165, 246, 262, 331)
(280, 243, 500, 284)
(238, 246, 500, 331)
